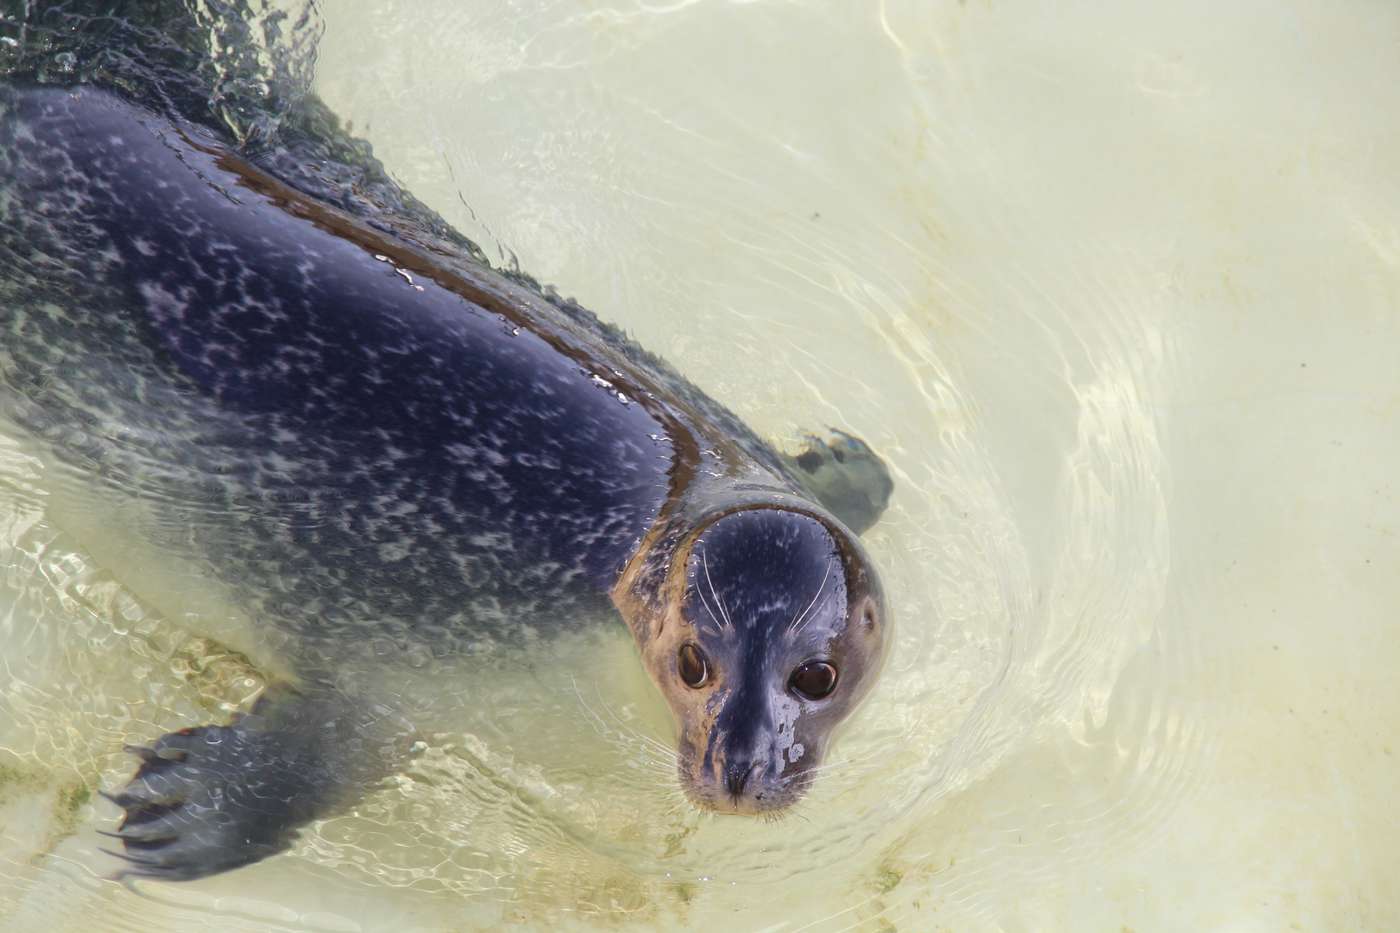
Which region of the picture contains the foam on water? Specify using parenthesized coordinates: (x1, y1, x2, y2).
(1, 1, 1397, 929)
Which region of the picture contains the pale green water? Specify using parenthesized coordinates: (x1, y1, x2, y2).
(1, 1, 1398, 930)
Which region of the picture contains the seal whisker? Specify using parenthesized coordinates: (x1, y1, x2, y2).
(802, 760, 890, 791)
(798, 746, 890, 780)
(701, 547, 734, 632)
(802, 750, 885, 775)
(693, 582, 730, 638)
(570, 676, 679, 769)
(805, 743, 886, 768)
(787, 559, 833, 636)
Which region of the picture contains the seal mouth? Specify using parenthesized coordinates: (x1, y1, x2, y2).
(685, 785, 801, 817)
(677, 755, 810, 817)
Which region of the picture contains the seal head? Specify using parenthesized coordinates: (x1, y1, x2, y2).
(639, 507, 885, 814)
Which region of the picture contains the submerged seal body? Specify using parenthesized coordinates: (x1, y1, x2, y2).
(0, 70, 892, 878)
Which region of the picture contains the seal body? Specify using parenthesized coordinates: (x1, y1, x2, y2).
(0, 83, 891, 880)
(1, 86, 675, 648)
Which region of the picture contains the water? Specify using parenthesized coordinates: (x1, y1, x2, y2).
(1, 0, 1397, 929)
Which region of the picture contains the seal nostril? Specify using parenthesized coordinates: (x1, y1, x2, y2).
(724, 760, 760, 798)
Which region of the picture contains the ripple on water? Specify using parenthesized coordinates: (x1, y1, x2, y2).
(0, 1, 1227, 929)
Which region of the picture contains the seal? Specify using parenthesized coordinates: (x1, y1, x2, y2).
(0, 15, 893, 881)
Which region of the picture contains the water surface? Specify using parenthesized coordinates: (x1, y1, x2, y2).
(1, 1, 1397, 929)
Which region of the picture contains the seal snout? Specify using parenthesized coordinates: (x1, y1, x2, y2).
(699, 736, 800, 813)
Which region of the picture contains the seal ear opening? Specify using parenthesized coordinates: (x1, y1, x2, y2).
(857, 596, 880, 634)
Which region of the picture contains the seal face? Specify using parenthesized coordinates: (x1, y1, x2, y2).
(632, 507, 885, 814)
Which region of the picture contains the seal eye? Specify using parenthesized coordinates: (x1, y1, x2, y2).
(789, 660, 838, 700)
(678, 643, 709, 688)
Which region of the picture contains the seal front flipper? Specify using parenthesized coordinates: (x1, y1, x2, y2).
(104, 686, 405, 881)
(781, 430, 895, 535)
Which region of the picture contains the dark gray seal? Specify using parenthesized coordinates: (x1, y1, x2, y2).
(0, 9, 893, 882)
